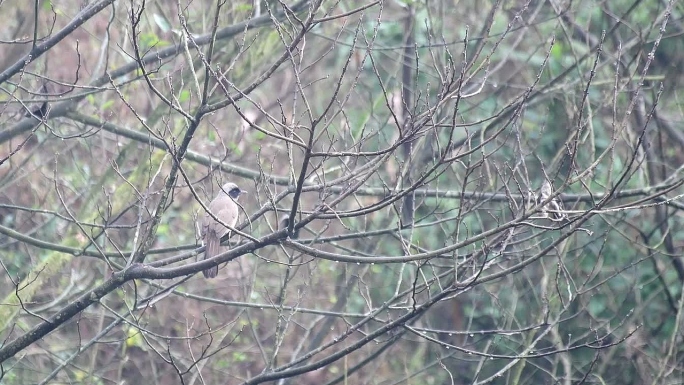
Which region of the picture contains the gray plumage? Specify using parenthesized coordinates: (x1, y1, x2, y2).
(201, 182, 242, 278)
(279, 214, 300, 239)
(539, 179, 566, 221)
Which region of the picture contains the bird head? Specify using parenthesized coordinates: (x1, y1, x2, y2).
(221, 182, 243, 200)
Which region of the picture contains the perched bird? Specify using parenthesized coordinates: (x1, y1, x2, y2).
(279, 214, 300, 239)
(539, 179, 567, 221)
(201, 182, 243, 278)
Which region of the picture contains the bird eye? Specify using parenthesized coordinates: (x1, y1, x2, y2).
(229, 188, 241, 198)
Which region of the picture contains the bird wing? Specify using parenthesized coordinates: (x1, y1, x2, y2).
(212, 206, 238, 238)
(203, 196, 238, 239)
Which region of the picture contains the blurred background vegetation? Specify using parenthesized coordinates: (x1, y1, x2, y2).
(1, 0, 684, 384)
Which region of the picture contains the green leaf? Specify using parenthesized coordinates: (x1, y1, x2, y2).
(550, 42, 564, 60)
(125, 326, 145, 349)
(178, 89, 191, 103)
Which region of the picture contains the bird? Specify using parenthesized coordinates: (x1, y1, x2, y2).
(279, 214, 300, 239)
(201, 182, 243, 278)
(539, 179, 567, 221)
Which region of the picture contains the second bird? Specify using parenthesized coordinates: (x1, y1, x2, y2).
(201, 182, 243, 278)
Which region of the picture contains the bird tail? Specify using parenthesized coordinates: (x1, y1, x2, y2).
(203, 234, 220, 278)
